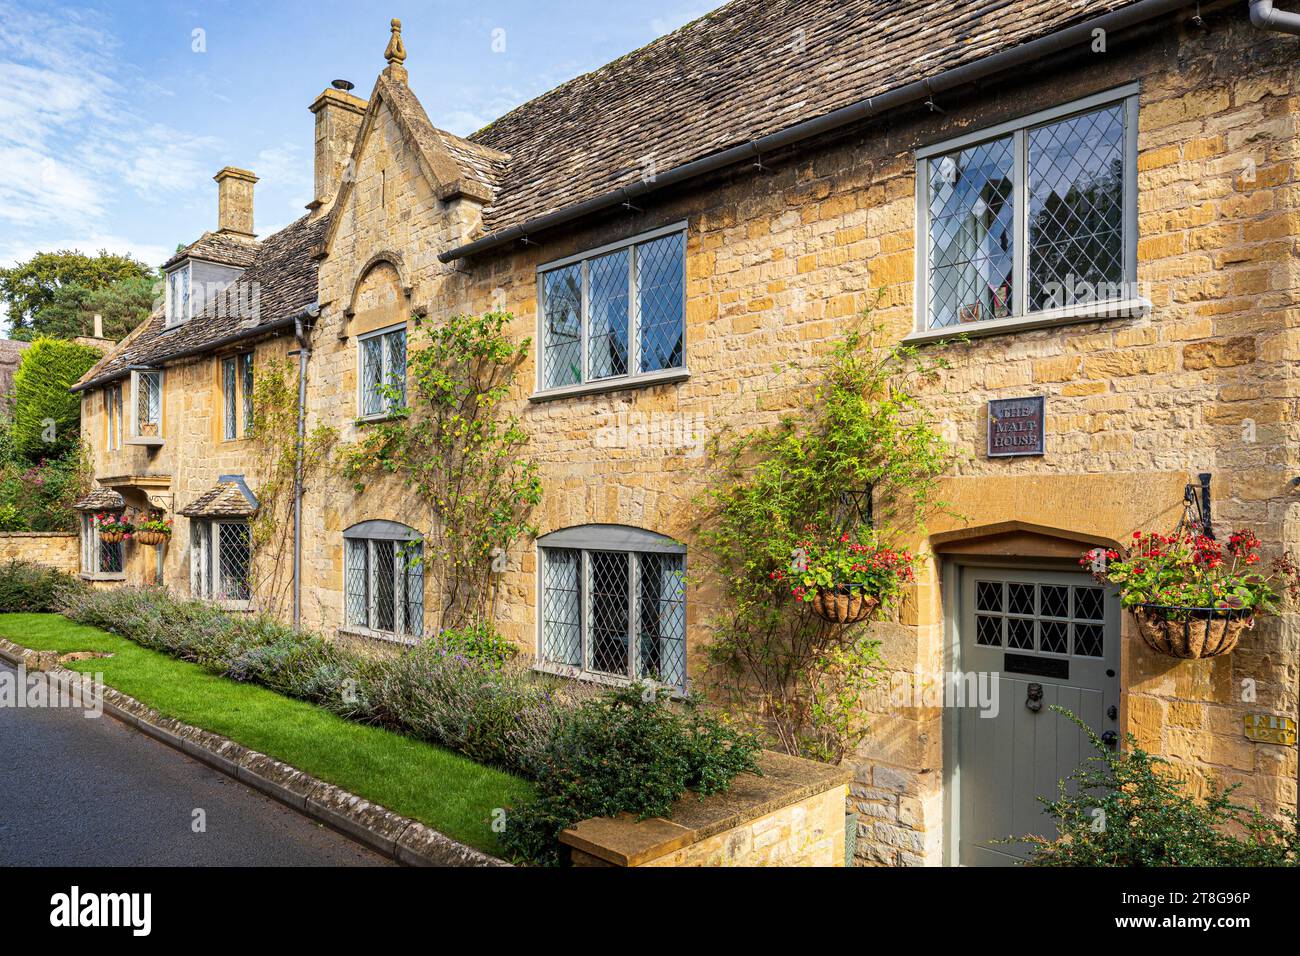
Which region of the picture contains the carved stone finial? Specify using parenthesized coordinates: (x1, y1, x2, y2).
(385, 18, 406, 66)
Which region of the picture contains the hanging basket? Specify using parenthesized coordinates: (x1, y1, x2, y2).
(135, 531, 170, 547)
(809, 587, 879, 624)
(99, 531, 125, 544)
(1132, 603, 1255, 659)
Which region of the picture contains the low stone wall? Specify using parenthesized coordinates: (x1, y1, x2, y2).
(0, 532, 78, 573)
(560, 750, 850, 867)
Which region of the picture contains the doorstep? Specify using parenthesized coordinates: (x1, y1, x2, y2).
(0, 636, 507, 868)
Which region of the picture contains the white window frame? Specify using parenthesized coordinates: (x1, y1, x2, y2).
(165, 263, 192, 327)
(535, 527, 688, 693)
(910, 84, 1147, 343)
(355, 322, 407, 421)
(533, 221, 689, 402)
(190, 518, 252, 607)
(80, 513, 125, 580)
(342, 533, 424, 643)
(127, 368, 164, 445)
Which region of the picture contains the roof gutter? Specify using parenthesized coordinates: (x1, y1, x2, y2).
(440, 0, 1194, 263)
(70, 305, 318, 394)
(1249, 0, 1300, 33)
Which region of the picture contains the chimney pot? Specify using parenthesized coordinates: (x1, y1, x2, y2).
(214, 166, 258, 237)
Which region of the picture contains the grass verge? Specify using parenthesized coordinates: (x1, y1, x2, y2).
(0, 612, 532, 855)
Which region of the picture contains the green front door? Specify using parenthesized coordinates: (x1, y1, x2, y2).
(956, 565, 1120, 866)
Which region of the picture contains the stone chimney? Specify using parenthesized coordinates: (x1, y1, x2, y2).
(309, 84, 367, 218)
(214, 166, 258, 237)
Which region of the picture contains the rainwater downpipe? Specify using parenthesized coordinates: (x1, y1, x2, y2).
(292, 305, 317, 630)
(1250, 0, 1300, 34)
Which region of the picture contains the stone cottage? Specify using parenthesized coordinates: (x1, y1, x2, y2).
(74, 0, 1300, 865)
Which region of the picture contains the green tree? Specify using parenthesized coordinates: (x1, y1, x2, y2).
(7, 337, 103, 460)
(1, 250, 154, 338)
(25, 274, 159, 341)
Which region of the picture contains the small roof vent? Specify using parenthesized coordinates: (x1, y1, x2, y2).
(331, 79, 355, 92)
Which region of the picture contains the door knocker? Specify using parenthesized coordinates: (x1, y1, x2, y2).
(1025, 682, 1043, 712)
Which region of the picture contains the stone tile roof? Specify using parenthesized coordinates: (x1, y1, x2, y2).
(468, 0, 1141, 234)
(73, 488, 126, 512)
(76, 214, 327, 390)
(179, 481, 258, 518)
(162, 231, 261, 270)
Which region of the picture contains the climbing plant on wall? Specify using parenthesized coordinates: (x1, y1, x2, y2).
(249, 357, 337, 616)
(697, 297, 957, 762)
(340, 310, 542, 634)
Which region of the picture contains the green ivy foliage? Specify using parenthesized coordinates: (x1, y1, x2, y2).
(8, 337, 103, 461)
(1020, 707, 1298, 866)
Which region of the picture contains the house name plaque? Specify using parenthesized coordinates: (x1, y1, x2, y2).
(988, 396, 1045, 458)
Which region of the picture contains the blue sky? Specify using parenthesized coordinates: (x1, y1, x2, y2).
(0, 0, 722, 328)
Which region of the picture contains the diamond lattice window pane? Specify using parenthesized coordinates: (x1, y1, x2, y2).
(1074, 586, 1104, 621)
(1040, 619, 1068, 654)
(385, 330, 407, 409)
(401, 543, 423, 638)
(927, 136, 1014, 329)
(1040, 585, 1069, 619)
(241, 353, 255, 437)
(542, 264, 582, 388)
(542, 548, 582, 667)
(636, 233, 685, 373)
(374, 541, 396, 632)
(1008, 582, 1035, 616)
(222, 357, 238, 440)
(1074, 622, 1104, 658)
(345, 539, 368, 627)
(136, 371, 161, 436)
(588, 551, 630, 676)
(100, 538, 123, 574)
(1007, 616, 1034, 650)
(360, 336, 384, 416)
(216, 523, 251, 601)
(588, 249, 629, 380)
(976, 580, 1002, 613)
(1028, 104, 1126, 311)
(637, 553, 686, 688)
(976, 614, 1002, 646)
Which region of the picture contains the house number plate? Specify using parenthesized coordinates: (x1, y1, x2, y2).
(988, 396, 1045, 457)
(1243, 714, 1297, 746)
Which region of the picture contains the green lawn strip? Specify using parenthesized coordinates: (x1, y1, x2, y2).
(0, 613, 532, 855)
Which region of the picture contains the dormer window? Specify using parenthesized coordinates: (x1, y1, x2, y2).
(166, 263, 192, 327)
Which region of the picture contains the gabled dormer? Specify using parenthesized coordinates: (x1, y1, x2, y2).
(162, 167, 262, 329)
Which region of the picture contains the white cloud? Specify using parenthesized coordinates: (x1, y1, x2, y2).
(0, 1, 218, 232)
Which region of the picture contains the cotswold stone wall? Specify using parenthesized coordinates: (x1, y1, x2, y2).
(0, 532, 77, 572)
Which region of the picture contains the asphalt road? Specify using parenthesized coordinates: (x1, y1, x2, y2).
(0, 661, 392, 866)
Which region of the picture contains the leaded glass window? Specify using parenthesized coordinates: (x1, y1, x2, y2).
(539, 531, 686, 691)
(343, 532, 423, 641)
(538, 226, 686, 391)
(919, 91, 1135, 330)
(241, 352, 255, 437)
(222, 357, 238, 440)
(81, 513, 124, 576)
(131, 370, 162, 438)
(191, 519, 251, 602)
(358, 326, 406, 418)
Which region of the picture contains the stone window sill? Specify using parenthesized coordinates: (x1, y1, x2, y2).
(125, 437, 165, 447)
(902, 298, 1152, 345)
(79, 572, 126, 582)
(531, 660, 687, 699)
(529, 368, 690, 404)
(336, 625, 417, 647)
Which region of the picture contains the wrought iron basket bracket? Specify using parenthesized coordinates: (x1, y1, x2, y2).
(1179, 472, 1213, 539)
